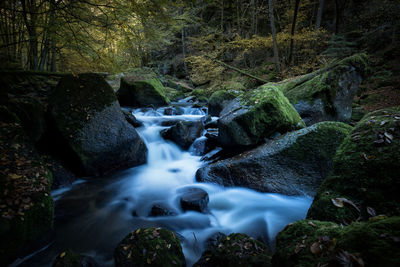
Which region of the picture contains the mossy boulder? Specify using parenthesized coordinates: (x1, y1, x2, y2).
(114, 227, 185, 267)
(217, 85, 305, 147)
(273, 217, 400, 267)
(0, 108, 53, 264)
(197, 121, 351, 195)
(194, 233, 271, 267)
(307, 107, 400, 223)
(49, 73, 147, 176)
(118, 77, 170, 107)
(52, 250, 99, 267)
(208, 90, 242, 117)
(281, 54, 368, 125)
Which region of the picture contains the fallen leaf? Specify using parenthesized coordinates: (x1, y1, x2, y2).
(308, 221, 317, 227)
(9, 174, 22, 179)
(60, 252, 66, 258)
(332, 198, 345, 208)
(147, 258, 151, 264)
(367, 207, 376, 217)
(310, 242, 322, 255)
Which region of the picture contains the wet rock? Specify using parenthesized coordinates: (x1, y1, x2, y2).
(218, 86, 305, 148)
(49, 73, 147, 176)
(208, 90, 241, 116)
(114, 227, 185, 267)
(190, 136, 216, 156)
(149, 204, 177, 217)
(197, 121, 352, 196)
(307, 107, 400, 223)
(164, 106, 184, 116)
(282, 54, 368, 125)
(122, 109, 143, 128)
(273, 217, 400, 267)
(179, 188, 209, 213)
(204, 120, 218, 129)
(194, 233, 271, 267)
(161, 120, 204, 149)
(203, 232, 226, 251)
(52, 250, 99, 267)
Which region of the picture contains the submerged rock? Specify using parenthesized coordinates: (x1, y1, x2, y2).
(273, 217, 400, 267)
(114, 227, 185, 267)
(179, 187, 209, 213)
(194, 233, 271, 267)
(197, 121, 352, 195)
(49, 73, 147, 176)
(282, 54, 368, 125)
(208, 89, 241, 116)
(307, 107, 400, 223)
(52, 250, 99, 267)
(217, 86, 305, 148)
(0, 107, 53, 264)
(118, 76, 170, 107)
(161, 120, 204, 149)
(149, 204, 177, 217)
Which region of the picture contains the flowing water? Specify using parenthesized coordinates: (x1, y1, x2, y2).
(19, 104, 312, 267)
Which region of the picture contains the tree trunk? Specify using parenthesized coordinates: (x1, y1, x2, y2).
(315, 0, 325, 30)
(251, 0, 256, 35)
(21, 0, 39, 70)
(288, 0, 300, 64)
(181, 27, 188, 77)
(268, 0, 281, 73)
(334, 0, 340, 34)
(220, 0, 224, 32)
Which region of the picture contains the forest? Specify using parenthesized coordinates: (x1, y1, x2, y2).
(1, 0, 400, 266)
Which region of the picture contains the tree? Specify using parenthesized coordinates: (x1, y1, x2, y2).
(268, 0, 280, 73)
(315, 0, 325, 30)
(288, 0, 300, 64)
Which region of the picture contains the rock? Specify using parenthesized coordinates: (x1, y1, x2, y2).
(208, 90, 241, 116)
(164, 106, 184, 116)
(179, 187, 209, 213)
(149, 204, 177, 217)
(218, 86, 305, 148)
(203, 232, 226, 251)
(52, 250, 99, 267)
(122, 109, 143, 128)
(0, 107, 53, 265)
(190, 136, 216, 156)
(307, 107, 400, 223)
(118, 76, 169, 107)
(197, 121, 352, 195)
(114, 227, 185, 267)
(161, 120, 204, 149)
(49, 73, 147, 176)
(282, 54, 368, 125)
(194, 233, 271, 267)
(273, 217, 400, 267)
(166, 79, 193, 93)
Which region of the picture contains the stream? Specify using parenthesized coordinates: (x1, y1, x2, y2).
(19, 104, 312, 267)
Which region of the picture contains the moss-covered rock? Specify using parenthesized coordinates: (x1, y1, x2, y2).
(0, 108, 53, 264)
(118, 77, 170, 107)
(281, 54, 368, 125)
(197, 121, 352, 195)
(194, 233, 271, 267)
(208, 90, 242, 116)
(273, 217, 400, 267)
(52, 250, 99, 267)
(217, 85, 305, 147)
(50, 73, 147, 176)
(114, 228, 185, 267)
(307, 107, 400, 223)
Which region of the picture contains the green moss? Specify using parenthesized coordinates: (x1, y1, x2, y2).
(273, 217, 400, 267)
(191, 88, 210, 100)
(209, 90, 241, 106)
(308, 107, 400, 222)
(114, 228, 185, 267)
(194, 233, 271, 267)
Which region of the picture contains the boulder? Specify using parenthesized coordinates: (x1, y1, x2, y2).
(0, 107, 53, 264)
(208, 90, 241, 116)
(149, 204, 177, 217)
(121, 109, 143, 128)
(179, 188, 209, 213)
(114, 228, 185, 267)
(282, 54, 368, 125)
(52, 250, 99, 267)
(49, 73, 147, 176)
(197, 121, 352, 196)
(307, 107, 400, 223)
(118, 77, 169, 107)
(218, 86, 305, 148)
(273, 217, 400, 267)
(194, 233, 271, 267)
(161, 121, 204, 149)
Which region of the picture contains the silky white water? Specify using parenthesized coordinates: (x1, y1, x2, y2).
(20, 105, 312, 267)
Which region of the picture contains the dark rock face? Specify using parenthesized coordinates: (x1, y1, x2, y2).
(121, 109, 143, 128)
(49, 73, 147, 176)
(161, 121, 204, 149)
(117, 77, 169, 107)
(179, 188, 209, 213)
(194, 233, 271, 267)
(307, 107, 400, 223)
(197, 122, 352, 196)
(217, 86, 305, 148)
(52, 250, 99, 267)
(114, 228, 185, 267)
(208, 90, 241, 116)
(149, 204, 177, 217)
(283, 54, 368, 125)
